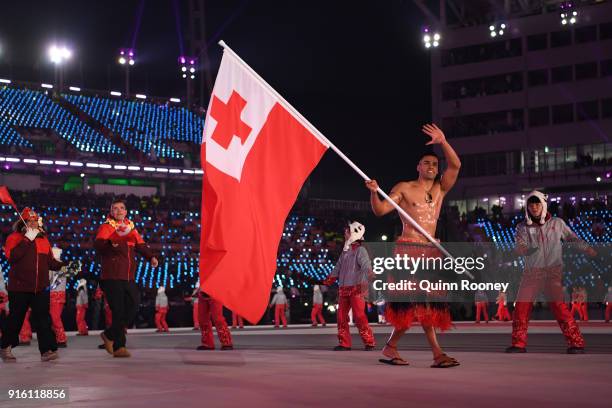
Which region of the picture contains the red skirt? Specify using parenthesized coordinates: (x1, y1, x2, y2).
(385, 238, 453, 331)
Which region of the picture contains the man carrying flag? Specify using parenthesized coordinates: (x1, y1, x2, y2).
(365, 124, 461, 368)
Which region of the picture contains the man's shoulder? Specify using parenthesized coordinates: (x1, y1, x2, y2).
(97, 222, 113, 231)
(5, 231, 25, 245)
(392, 180, 417, 191)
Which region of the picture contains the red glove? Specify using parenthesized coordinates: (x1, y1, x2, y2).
(322, 276, 337, 286)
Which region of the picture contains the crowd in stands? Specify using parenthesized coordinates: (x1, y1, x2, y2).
(0, 84, 202, 167)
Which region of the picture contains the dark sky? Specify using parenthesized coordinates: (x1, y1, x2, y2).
(0, 0, 434, 200)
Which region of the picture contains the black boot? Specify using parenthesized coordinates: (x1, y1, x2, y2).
(505, 346, 526, 353)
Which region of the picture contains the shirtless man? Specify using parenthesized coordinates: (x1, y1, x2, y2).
(365, 123, 461, 367)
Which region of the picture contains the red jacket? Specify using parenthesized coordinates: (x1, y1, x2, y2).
(94, 222, 154, 281)
(4, 232, 65, 293)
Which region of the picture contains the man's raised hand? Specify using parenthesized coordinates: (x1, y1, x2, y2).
(422, 123, 446, 145)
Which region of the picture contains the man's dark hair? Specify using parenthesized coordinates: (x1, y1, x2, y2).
(527, 196, 542, 204)
(418, 151, 440, 163)
(110, 198, 127, 208)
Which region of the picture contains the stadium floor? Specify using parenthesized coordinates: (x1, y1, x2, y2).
(1, 322, 611, 408)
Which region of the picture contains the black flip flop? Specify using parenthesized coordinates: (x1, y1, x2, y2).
(379, 358, 410, 366)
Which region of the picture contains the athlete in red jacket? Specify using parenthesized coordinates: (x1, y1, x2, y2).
(1, 208, 65, 362)
(95, 199, 158, 358)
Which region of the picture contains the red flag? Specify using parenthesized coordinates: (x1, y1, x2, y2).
(0, 185, 17, 210)
(199, 50, 328, 323)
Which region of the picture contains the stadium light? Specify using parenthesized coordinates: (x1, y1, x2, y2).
(47, 44, 72, 92)
(179, 56, 198, 105)
(169, 98, 181, 103)
(135, 94, 146, 99)
(118, 48, 135, 95)
(48, 45, 72, 65)
(110, 91, 122, 96)
(560, 2, 578, 26)
(69, 86, 81, 92)
(178, 56, 197, 79)
(118, 48, 135, 65)
(41, 83, 53, 89)
(489, 23, 506, 38)
(423, 27, 440, 49)
(0, 78, 11, 84)
(381, 235, 388, 241)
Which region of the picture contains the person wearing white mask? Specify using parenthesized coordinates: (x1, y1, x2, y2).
(269, 286, 288, 328)
(155, 286, 169, 332)
(323, 221, 375, 351)
(310, 285, 326, 327)
(76, 279, 89, 335)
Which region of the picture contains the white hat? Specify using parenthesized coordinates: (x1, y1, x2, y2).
(525, 190, 548, 225)
(77, 279, 87, 290)
(276, 286, 283, 294)
(343, 221, 365, 251)
(314, 285, 320, 292)
(158, 286, 166, 294)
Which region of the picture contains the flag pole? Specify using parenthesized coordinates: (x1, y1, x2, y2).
(217, 41, 473, 279)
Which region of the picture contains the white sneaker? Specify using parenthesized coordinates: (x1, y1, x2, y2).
(1, 346, 17, 363)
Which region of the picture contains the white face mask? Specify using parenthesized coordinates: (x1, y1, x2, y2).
(344, 221, 365, 251)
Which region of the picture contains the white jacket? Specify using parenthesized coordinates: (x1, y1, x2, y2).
(515, 216, 588, 269)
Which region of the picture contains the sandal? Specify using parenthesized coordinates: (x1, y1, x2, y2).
(379, 357, 410, 366)
(381, 342, 409, 365)
(431, 353, 460, 368)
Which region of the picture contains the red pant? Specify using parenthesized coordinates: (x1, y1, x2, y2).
(232, 312, 244, 328)
(50, 291, 67, 343)
(274, 304, 287, 327)
(76, 305, 88, 335)
(19, 308, 32, 342)
(337, 286, 375, 348)
(193, 301, 200, 329)
(475, 302, 489, 322)
(496, 304, 511, 321)
(605, 304, 612, 322)
(311, 304, 326, 325)
(198, 297, 232, 348)
(155, 307, 169, 331)
(511, 266, 584, 348)
(570, 302, 587, 321)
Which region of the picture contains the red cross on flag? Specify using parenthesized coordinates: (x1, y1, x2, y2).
(199, 45, 329, 323)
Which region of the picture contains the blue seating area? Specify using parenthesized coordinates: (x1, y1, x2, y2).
(0, 87, 124, 154)
(63, 94, 203, 159)
(477, 210, 612, 245)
